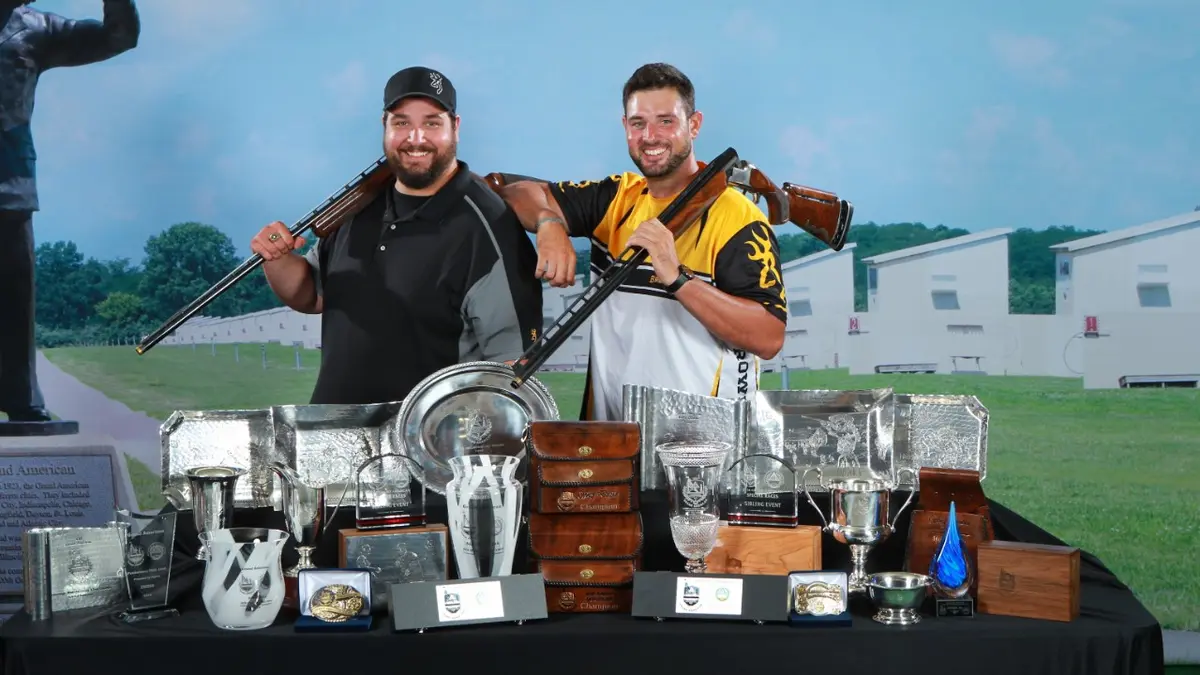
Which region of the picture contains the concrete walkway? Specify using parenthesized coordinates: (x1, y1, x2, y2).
(32, 350, 162, 472)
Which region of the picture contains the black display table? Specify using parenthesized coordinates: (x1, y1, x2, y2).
(0, 493, 1165, 675)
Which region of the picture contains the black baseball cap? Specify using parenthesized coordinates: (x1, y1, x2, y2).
(383, 66, 457, 114)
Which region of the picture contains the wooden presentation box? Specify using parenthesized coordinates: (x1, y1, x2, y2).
(976, 540, 1080, 622)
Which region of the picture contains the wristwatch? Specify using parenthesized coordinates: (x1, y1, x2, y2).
(663, 265, 695, 294)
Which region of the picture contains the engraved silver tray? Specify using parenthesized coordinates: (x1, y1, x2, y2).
(160, 408, 279, 509)
(752, 388, 896, 490)
(392, 361, 559, 496)
(893, 394, 989, 489)
(621, 384, 752, 491)
(272, 401, 403, 508)
(161, 402, 405, 510)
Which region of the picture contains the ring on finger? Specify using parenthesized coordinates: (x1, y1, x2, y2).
(269, 232, 281, 242)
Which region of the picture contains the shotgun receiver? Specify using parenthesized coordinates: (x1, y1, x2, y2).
(727, 160, 853, 251)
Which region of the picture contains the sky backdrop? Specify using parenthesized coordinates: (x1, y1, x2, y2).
(25, 0, 1200, 262)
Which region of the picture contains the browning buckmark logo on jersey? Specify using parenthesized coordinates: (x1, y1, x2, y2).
(546, 171, 789, 422)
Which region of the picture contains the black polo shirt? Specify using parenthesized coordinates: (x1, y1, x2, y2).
(305, 160, 543, 405)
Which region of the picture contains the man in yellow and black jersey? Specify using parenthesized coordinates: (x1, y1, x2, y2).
(499, 63, 787, 421)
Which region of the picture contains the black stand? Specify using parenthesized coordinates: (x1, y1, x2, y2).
(630, 571, 790, 624)
(388, 574, 547, 632)
(0, 420, 79, 437)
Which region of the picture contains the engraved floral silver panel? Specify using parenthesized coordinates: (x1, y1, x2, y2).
(271, 401, 403, 509)
(621, 384, 752, 490)
(160, 409, 279, 509)
(752, 388, 895, 490)
(892, 394, 989, 489)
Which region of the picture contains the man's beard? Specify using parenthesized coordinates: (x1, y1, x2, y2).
(385, 139, 457, 190)
(630, 138, 691, 178)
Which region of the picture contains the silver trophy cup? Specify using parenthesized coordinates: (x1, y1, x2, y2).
(800, 467, 917, 594)
(269, 463, 326, 577)
(185, 466, 245, 561)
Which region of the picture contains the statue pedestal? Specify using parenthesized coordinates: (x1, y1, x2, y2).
(0, 419, 80, 437)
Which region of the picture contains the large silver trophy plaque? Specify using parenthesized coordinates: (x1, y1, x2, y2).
(160, 402, 402, 510)
(621, 384, 751, 491)
(393, 362, 559, 495)
(22, 524, 128, 620)
(753, 388, 895, 489)
(892, 394, 989, 489)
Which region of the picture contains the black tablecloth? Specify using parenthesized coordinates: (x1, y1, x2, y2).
(0, 491, 1165, 675)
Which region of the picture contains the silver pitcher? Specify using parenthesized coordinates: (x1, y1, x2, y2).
(269, 462, 326, 578)
(800, 467, 917, 594)
(185, 466, 245, 561)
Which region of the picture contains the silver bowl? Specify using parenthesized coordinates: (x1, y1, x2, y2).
(866, 571, 930, 625)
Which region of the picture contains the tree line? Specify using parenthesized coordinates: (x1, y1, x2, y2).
(34, 220, 1103, 348)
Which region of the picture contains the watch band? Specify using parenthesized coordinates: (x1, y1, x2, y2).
(663, 265, 694, 294)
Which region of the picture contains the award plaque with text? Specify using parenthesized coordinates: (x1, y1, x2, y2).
(113, 509, 178, 622)
(723, 454, 798, 528)
(356, 453, 426, 530)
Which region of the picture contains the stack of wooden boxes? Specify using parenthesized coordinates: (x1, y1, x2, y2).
(525, 421, 644, 613)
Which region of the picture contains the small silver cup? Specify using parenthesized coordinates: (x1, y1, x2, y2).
(186, 465, 245, 561)
(800, 467, 917, 594)
(866, 571, 931, 625)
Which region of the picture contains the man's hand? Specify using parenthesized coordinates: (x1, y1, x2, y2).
(250, 221, 305, 263)
(534, 217, 576, 287)
(626, 218, 682, 287)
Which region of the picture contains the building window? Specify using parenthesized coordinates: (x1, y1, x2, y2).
(789, 300, 813, 317)
(867, 268, 878, 291)
(1137, 264, 1168, 274)
(931, 290, 960, 310)
(947, 324, 984, 335)
(1137, 283, 1171, 308)
(1059, 261, 1070, 277)
(931, 274, 956, 282)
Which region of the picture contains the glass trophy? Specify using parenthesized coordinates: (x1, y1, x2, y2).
(355, 453, 426, 530)
(112, 509, 179, 623)
(930, 501, 975, 617)
(722, 454, 798, 528)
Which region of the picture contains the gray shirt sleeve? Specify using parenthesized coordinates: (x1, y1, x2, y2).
(458, 197, 543, 363)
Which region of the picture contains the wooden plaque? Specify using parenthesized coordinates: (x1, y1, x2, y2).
(703, 523, 822, 575)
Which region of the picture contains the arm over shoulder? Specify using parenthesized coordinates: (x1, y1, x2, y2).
(545, 175, 623, 237)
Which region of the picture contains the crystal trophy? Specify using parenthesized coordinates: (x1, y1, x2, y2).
(656, 441, 733, 574)
(723, 453, 798, 528)
(112, 509, 179, 623)
(930, 501, 975, 617)
(356, 453, 426, 530)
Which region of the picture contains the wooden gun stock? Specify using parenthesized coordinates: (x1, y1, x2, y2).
(727, 161, 853, 252)
(782, 182, 854, 251)
(483, 172, 550, 192)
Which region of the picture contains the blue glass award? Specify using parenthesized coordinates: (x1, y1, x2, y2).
(929, 501, 975, 617)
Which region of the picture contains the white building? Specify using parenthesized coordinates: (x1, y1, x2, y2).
(162, 307, 321, 349)
(765, 243, 857, 372)
(1050, 210, 1200, 389)
(863, 227, 1012, 317)
(846, 228, 1013, 375)
(1053, 210, 1200, 317)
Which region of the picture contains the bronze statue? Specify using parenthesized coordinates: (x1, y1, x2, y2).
(0, 0, 139, 435)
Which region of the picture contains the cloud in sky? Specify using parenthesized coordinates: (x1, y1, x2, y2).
(989, 33, 1070, 86)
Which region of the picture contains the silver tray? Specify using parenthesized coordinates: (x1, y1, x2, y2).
(392, 361, 559, 495)
(893, 394, 989, 489)
(160, 401, 405, 510)
(752, 388, 896, 490)
(621, 384, 752, 490)
(160, 408, 279, 509)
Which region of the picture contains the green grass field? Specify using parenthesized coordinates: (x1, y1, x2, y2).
(44, 343, 1200, 631)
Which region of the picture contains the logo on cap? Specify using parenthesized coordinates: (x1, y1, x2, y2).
(429, 71, 444, 95)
